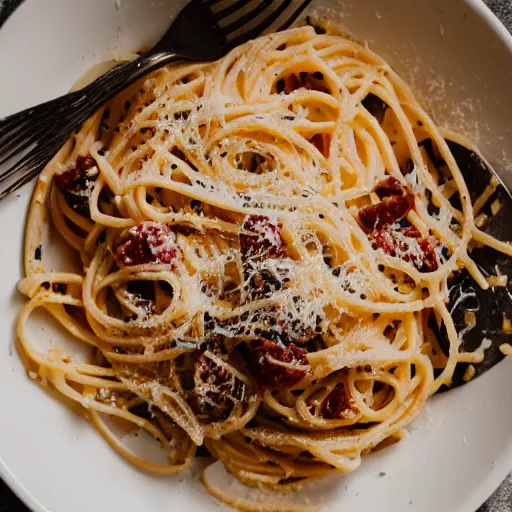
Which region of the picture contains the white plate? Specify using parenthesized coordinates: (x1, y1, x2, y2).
(0, 1, 511, 511)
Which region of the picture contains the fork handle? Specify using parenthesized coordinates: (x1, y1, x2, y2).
(0, 51, 181, 197)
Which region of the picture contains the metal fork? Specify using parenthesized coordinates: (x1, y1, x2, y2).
(0, 0, 312, 199)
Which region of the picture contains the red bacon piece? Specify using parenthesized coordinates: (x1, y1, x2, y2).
(115, 221, 179, 267)
(321, 383, 352, 419)
(374, 176, 407, 199)
(419, 238, 439, 272)
(359, 176, 414, 230)
(249, 338, 309, 389)
(370, 225, 421, 257)
(240, 215, 287, 260)
(370, 225, 438, 272)
(54, 156, 98, 217)
(359, 195, 414, 229)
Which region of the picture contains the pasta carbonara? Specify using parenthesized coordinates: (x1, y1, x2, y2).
(17, 25, 512, 511)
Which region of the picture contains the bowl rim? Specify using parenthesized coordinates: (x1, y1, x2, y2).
(0, 1, 511, 511)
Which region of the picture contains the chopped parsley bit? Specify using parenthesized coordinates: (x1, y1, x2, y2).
(379, 471, 387, 477)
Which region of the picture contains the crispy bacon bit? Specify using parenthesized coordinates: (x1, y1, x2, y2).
(360, 176, 438, 271)
(418, 238, 438, 272)
(374, 176, 407, 199)
(240, 215, 287, 260)
(370, 225, 439, 272)
(191, 354, 246, 422)
(359, 195, 413, 229)
(321, 383, 352, 419)
(115, 221, 179, 267)
(54, 156, 98, 217)
(370, 225, 421, 256)
(359, 176, 414, 230)
(249, 338, 309, 389)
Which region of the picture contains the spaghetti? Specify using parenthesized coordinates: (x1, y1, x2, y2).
(17, 26, 512, 510)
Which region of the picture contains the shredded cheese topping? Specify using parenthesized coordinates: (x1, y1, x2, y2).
(16, 26, 512, 512)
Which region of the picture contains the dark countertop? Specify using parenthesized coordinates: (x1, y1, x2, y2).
(0, 0, 511, 511)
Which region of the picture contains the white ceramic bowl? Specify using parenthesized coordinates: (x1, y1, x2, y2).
(0, 1, 511, 511)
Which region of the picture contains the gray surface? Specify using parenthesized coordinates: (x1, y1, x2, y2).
(0, 0, 511, 511)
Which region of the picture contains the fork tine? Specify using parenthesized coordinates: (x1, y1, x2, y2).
(226, 0, 292, 47)
(0, 122, 44, 167)
(220, 0, 277, 34)
(276, 0, 313, 31)
(212, 0, 253, 21)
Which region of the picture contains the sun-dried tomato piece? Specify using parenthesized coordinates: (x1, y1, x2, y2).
(191, 354, 246, 422)
(321, 383, 352, 419)
(240, 215, 287, 260)
(54, 156, 98, 217)
(115, 221, 179, 267)
(374, 176, 407, 199)
(359, 194, 414, 229)
(248, 338, 309, 389)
